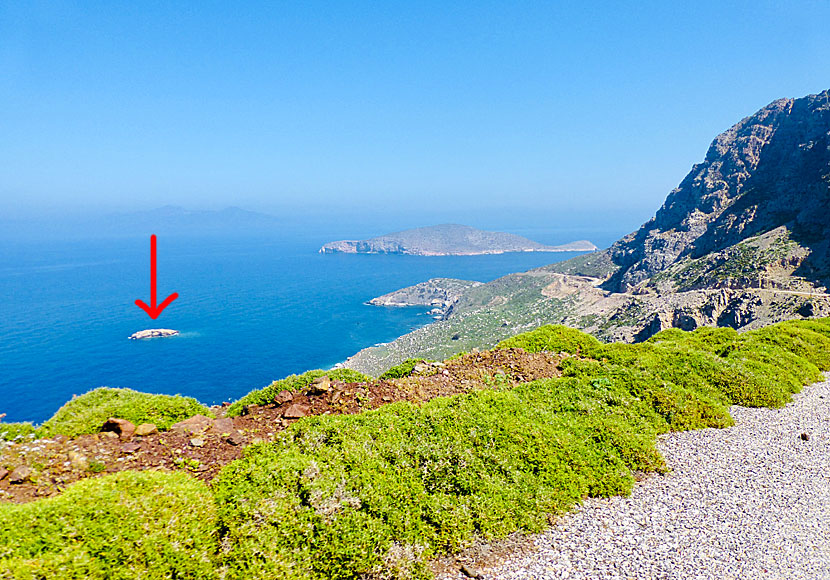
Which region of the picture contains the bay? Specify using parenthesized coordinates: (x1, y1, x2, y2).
(0, 233, 587, 423)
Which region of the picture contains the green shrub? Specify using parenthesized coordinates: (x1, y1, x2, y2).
(0, 471, 217, 579)
(560, 358, 733, 431)
(213, 376, 667, 580)
(226, 369, 372, 417)
(379, 359, 435, 380)
(648, 326, 739, 354)
(497, 324, 602, 356)
(39, 387, 211, 438)
(742, 323, 830, 370)
(0, 422, 38, 442)
(785, 317, 830, 339)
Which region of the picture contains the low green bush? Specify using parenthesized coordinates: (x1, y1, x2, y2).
(0, 422, 38, 442)
(496, 324, 602, 356)
(559, 358, 733, 431)
(39, 387, 211, 438)
(226, 369, 372, 417)
(648, 326, 739, 354)
(379, 359, 435, 380)
(0, 471, 217, 579)
(213, 375, 669, 580)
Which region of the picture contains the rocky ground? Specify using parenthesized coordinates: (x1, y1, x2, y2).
(435, 374, 830, 580)
(0, 348, 562, 504)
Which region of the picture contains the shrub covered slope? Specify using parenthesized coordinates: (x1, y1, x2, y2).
(2, 318, 830, 579)
(1, 387, 212, 441)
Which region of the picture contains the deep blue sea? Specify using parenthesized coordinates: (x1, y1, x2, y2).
(0, 232, 590, 423)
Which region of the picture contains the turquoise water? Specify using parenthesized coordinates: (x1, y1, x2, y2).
(0, 233, 586, 423)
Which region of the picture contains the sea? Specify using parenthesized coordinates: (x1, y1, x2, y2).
(0, 230, 609, 424)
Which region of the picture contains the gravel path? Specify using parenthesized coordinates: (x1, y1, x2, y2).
(484, 374, 830, 580)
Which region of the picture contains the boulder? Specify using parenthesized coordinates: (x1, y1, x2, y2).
(308, 376, 331, 394)
(274, 390, 294, 404)
(9, 466, 33, 484)
(226, 432, 245, 446)
(101, 418, 136, 440)
(212, 417, 235, 435)
(121, 442, 142, 454)
(135, 423, 158, 437)
(170, 415, 214, 435)
(282, 403, 310, 419)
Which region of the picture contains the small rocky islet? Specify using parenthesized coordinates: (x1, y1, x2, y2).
(128, 328, 179, 340)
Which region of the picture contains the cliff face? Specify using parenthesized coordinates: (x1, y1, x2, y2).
(606, 90, 830, 292)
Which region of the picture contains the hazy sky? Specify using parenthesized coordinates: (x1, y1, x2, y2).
(2, 1, 829, 227)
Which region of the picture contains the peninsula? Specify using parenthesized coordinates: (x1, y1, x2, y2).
(368, 278, 484, 318)
(319, 224, 597, 256)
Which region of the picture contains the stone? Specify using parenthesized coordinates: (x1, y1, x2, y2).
(274, 390, 294, 404)
(128, 328, 179, 340)
(190, 437, 206, 447)
(135, 423, 158, 437)
(121, 442, 142, 453)
(101, 418, 136, 440)
(101, 431, 119, 440)
(309, 376, 332, 394)
(170, 415, 214, 435)
(9, 466, 34, 484)
(413, 363, 430, 374)
(460, 564, 482, 578)
(212, 417, 235, 435)
(0, 468, 8, 481)
(801, 433, 810, 441)
(226, 431, 245, 446)
(67, 450, 88, 470)
(282, 403, 310, 419)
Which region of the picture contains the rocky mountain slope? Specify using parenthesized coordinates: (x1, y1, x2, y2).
(345, 90, 830, 376)
(320, 223, 598, 255)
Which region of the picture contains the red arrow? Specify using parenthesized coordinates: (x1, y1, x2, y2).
(135, 234, 179, 319)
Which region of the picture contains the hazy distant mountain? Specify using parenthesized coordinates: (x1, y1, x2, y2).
(101, 205, 282, 236)
(320, 224, 598, 256)
(0, 206, 284, 240)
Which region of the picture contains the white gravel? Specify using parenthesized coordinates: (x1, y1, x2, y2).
(484, 374, 830, 580)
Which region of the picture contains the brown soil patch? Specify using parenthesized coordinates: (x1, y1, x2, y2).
(0, 348, 563, 504)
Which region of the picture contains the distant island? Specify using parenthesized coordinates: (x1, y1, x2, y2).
(319, 224, 598, 256)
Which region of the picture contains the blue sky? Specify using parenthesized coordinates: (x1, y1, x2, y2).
(2, 1, 829, 232)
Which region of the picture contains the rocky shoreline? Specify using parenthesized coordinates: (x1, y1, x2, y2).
(368, 278, 484, 318)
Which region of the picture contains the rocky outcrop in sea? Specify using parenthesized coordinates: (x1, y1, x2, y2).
(128, 329, 179, 340)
